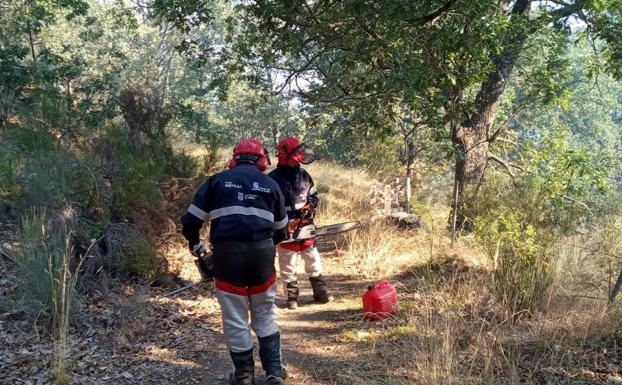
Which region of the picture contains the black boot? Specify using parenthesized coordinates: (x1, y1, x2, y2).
(285, 281, 299, 310)
(258, 332, 287, 384)
(309, 275, 334, 304)
(229, 349, 255, 385)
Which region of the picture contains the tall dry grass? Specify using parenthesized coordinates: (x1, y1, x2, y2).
(14, 209, 85, 384)
(335, 256, 621, 385)
(305, 161, 622, 384)
(307, 162, 464, 277)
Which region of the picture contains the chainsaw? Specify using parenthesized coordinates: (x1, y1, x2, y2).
(286, 218, 360, 242)
(162, 220, 359, 297)
(161, 249, 213, 298)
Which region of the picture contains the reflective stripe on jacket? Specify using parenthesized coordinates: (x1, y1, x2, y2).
(181, 163, 288, 246)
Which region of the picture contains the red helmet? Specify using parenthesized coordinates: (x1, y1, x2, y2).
(228, 139, 270, 171)
(277, 136, 305, 166)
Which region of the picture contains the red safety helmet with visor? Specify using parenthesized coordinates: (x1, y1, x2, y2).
(277, 136, 318, 166)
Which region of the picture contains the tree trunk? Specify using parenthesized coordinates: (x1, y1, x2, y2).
(405, 138, 415, 179)
(451, 0, 531, 230)
(610, 268, 622, 304)
(452, 124, 490, 231)
(271, 120, 280, 154)
(404, 138, 416, 213)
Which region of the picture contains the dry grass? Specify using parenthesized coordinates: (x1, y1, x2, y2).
(307, 162, 486, 278)
(331, 257, 622, 385)
(13, 209, 86, 384)
(301, 162, 622, 384)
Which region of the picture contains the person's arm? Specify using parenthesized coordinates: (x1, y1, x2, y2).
(181, 180, 211, 251)
(306, 172, 319, 213)
(272, 183, 289, 245)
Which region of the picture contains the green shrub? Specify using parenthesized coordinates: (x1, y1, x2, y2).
(3, 124, 100, 212)
(13, 210, 82, 326)
(486, 212, 556, 319)
(102, 125, 198, 218)
(13, 209, 84, 385)
(14, 210, 63, 315)
(111, 236, 163, 281)
(0, 154, 22, 200)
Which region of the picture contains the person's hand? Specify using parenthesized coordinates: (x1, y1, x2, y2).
(300, 204, 314, 220)
(287, 219, 300, 234)
(191, 241, 207, 257)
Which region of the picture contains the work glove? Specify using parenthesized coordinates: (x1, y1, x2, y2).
(191, 241, 207, 257)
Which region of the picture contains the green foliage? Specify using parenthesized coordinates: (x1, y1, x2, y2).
(111, 237, 163, 281)
(314, 128, 401, 173)
(101, 125, 196, 218)
(476, 98, 614, 316)
(2, 122, 100, 213)
(13, 210, 79, 321)
(0, 153, 22, 200)
(477, 210, 556, 319)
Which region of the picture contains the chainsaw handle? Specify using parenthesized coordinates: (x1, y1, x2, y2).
(292, 226, 302, 240)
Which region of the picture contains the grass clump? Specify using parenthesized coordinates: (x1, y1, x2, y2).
(13, 209, 84, 384)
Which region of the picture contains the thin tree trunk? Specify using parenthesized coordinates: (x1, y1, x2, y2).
(271, 123, 279, 153)
(405, 139, 415, 179)
(451, 177, 459, 247)
(610, 268, 622, 303)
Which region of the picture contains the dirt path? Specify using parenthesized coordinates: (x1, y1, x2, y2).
(102, 246, 365, 385)
(141, 244, 366, 385)
(1, 239, 367, 385)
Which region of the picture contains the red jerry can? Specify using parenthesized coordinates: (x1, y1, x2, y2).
(363, 280, 398, 320)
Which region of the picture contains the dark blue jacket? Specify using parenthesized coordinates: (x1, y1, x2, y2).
(181, 163, 288, 246)
(268, 165, 318, 220)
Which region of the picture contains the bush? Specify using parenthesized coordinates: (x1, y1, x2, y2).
(474, 178, 561, 318)
(0, 153, 22, 200)
(112, 237, 163, 281)
(97, 223, 165, 282)
(3, 124, 100, 212)
(100, 125, 198, 218)
(487, 212, 556, 319)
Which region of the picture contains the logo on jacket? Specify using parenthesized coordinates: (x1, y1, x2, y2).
(237, 192, 258, 201)
(225, 181, 242, 189)
(252, 182, 271, 193)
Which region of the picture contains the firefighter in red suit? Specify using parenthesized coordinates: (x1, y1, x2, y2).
(268, 137, 334, 310)
(181, 139, 288, 385)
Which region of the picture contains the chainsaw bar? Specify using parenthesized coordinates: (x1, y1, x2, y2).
(315, 221, 360, 236)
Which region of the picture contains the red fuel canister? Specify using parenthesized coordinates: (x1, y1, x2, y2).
(363, 280, 397, 320)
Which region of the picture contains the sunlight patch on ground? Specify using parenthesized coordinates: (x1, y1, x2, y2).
(139, 346, 203, 368)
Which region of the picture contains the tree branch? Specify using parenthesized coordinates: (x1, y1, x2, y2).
(302, 1, 321, 24)
(412, 0, 460, 25)
(556, 193, 592, 214)
(488, 153, 525, 178)
(495, 137, 518, 146)
(488, 95, 546, 142)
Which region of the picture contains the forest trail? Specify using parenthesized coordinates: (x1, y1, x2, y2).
(142, 238, 367, 385)
(1, 235, 370, 385)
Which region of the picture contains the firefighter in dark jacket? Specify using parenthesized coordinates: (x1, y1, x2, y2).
(181, 139, 289, 385)
(268, 136, 334, 310)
